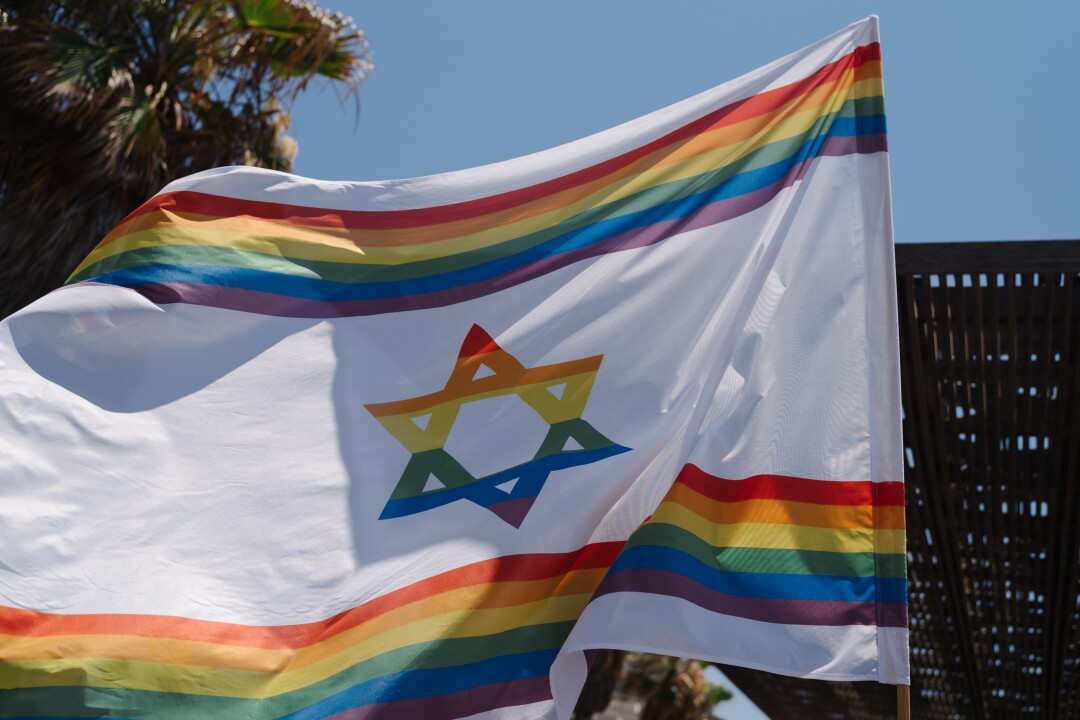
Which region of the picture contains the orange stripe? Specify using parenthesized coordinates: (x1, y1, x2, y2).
(365, 355, 601, 417)
(0, 569, 604, 670)
(0, 543, 621, 647)
(666, 482, 904, 530)
(92, 50, 882, 252)
(109, 68, 855, 249)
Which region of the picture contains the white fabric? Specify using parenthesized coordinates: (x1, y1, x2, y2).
(0, 15, 905, 718)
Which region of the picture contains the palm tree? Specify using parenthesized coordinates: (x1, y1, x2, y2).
(0, 0, 372, 316)
(574, 651, 734, 719)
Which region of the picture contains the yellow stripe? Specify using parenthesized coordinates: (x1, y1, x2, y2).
(651, 501, 904, 554)
(73, 74, 879, 277)
(374, 370, 598, 452)
(0, 567, 603, 665)
(666, 482, 905, 530)
(0, 591, 591, 695)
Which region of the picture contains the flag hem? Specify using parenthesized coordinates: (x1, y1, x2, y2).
(852, 15, 910, 687)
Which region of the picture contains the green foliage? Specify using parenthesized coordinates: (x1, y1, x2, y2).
(706, 680, 734, 708)
(576, 652, 734, 720)
(0, 0, 373, 315)
(47, 31, 131, 93)
(235, 0, 301, 35)
(112, 83, 166, 160)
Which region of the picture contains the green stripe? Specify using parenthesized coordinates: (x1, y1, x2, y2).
(626, 522, 905, 578)
(876, 550, 906, 578)
(390, 419, 619, 501)
(0, 620, 573, 719)
(70, 96, 882, 286)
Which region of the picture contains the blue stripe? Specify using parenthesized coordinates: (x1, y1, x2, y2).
(275, 648, 557, 720)
(610, 544, 908, 603)
(380, 445, 630, 518)
(81, 116, 884, 302)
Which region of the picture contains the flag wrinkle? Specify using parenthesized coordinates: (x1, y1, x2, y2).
(0, 16, 906, 720)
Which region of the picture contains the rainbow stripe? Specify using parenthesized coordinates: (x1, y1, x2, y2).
(0, 544, 621, 719)
(65, 44, 886, 318)
(0, 471, 904, 719)
(6, 33, 903, 716)
(595, 465, 907, 628)
(0, 469, 904, 718)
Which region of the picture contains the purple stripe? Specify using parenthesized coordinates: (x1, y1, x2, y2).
(596, 567, 908, 628)
(124, 134, 885, 319)
(323, 675, 551, 720)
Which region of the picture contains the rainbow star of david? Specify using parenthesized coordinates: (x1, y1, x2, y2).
(365, 325, 631, 527)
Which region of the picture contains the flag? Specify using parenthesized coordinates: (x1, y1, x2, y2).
(0, 15, 907, 719)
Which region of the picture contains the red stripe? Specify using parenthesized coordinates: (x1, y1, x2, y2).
(676, 465, 905, 507)
(0, 541, 622, 647)
(113, 44, 880, 233)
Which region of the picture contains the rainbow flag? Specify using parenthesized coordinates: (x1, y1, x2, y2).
(0, 17, 907, 720)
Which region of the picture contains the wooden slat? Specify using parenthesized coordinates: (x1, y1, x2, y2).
(895, 240, 1080, 274)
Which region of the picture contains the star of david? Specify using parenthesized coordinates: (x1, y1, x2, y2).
(365, 324, 631, 527)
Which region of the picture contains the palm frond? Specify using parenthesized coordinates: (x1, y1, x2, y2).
(315, 43, 363, 80)
(233, 0, 305, 38)
(256, 1, 371, 90)
(110, 83, 165, 160)
(48, 30, 131, 96)
(0, 0, 373, 317)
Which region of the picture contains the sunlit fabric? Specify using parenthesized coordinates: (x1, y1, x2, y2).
(0, 16, 905, 719)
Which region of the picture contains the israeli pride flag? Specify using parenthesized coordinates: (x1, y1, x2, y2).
(0, 17, 907, 720)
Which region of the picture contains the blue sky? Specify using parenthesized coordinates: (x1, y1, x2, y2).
(286, 3, 1077, 717)
(290, 1, 1078, 246)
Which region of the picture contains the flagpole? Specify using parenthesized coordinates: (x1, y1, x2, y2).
(896, 685, 910, 720)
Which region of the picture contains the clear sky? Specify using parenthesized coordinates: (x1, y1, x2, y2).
(286, 3, 1076, 718)
(289, 1, 1078, 246)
